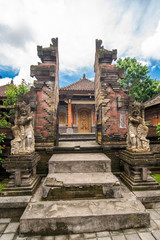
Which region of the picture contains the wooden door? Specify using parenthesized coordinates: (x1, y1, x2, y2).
(78, 108, 91, 133)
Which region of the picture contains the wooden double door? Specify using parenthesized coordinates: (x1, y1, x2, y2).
(78, 108, 91, 133)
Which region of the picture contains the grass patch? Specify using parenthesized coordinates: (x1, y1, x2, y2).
(151, 174, 160, 184)
(0, 183, 5, 191)
(0, 179, 8, 191)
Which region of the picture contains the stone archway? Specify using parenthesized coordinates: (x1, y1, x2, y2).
(78, 108, 91, 133)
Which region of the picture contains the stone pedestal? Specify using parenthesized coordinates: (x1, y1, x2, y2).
(1, 152, 40, 196)
(120, 150, 160, 191)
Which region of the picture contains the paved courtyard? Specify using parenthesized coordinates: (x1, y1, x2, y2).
(0, 206, 160, 240)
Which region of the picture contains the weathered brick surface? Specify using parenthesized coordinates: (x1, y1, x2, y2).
(94, 39, 129, 144)
(30, 38, 59, 145)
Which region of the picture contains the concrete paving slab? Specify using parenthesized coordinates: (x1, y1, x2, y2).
(69, 234, 83, 239)
(0, 233, 15, 240)
(41, 237, 55, 240)
(4, 222, 19, 233)
(125, 234, 141, 240)
(150, 220, 159, 230)
(152, 230, 160, 240)
(0, 224, 7, 233)
(97, 237, 111, 240)
(83, 232, 97, 238)
(55, 235, 69, 240)
(110, 230, 123, 235)
(147, 209, 160, 220)
(123, 228, 137, 234)
(0, 218, 11, 223)
(154, 220, 160, 229)
(111, 235, 126, 240)
(96, 231, 110, 237)
(138, 232, 156, 240)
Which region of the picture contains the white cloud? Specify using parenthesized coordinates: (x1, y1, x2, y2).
(0, 77, 12, 86)
(0, 0, 160, 85)
(151, 65, 156, 71)
(138, 60, 151, 66)
(141, 20, 160, 59)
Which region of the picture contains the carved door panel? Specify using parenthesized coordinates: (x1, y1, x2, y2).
(78, 108, 91, 133)
(59, 112, 66, 125)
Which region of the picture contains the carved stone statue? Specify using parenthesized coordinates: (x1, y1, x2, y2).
(127, 102, 150, 152)
(11, 101, 35, 155)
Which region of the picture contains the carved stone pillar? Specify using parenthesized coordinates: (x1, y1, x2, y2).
(67, 99, 73, 133)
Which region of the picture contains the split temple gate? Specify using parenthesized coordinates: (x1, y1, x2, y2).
(23, 38, 130, 173)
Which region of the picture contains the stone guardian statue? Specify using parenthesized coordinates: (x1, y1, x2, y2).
(127, 102, 150, 152)
(11, 101, 35, 155)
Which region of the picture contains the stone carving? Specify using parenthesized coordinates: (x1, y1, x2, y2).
(11, 101, 35, 155)
(127, 102, 150, 152)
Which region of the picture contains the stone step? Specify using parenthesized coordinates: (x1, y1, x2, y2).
(59, 133, 96, 141)
(20, 198, 150, 235)
(49, 153, 111, 173)
(45, 172, 119, 186)
(42, 172, 121, 199)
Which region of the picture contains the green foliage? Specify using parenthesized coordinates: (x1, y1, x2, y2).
(0, 183, 5, 191)
(156, 123, 160, 139)
(117, 57, 160, 102)
(0, 133, 6, 163)
(3, 79, 31, 119)
(0, 114, 11, 128)
(0, 80, 30, 163)
(0, 179, 8, 191)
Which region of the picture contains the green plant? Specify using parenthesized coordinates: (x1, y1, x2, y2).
(156, 123, 160, 139)
(0, 79, 31, 163)
(0, 132, 6, 163)
(3, 79, 31, 119)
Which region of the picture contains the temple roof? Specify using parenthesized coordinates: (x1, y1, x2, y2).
(0, 85, 8, 98)
(145, 93, 160, 108)
(60, 74, 94, 93)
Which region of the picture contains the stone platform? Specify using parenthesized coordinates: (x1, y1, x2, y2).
(20, 198, 149, 235)
(1, 152, 40, 196)
(42, 153, 121, 199)
(120, 150, 160, 191)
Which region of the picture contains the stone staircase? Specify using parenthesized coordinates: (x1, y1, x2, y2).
(20, 152, 150, 236)
(42, 153, 121, 200)
(59, 133, 96, 142)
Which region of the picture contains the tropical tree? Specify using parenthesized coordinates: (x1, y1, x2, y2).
(117, 57, 160, 102)
(3, 79, 31, 119)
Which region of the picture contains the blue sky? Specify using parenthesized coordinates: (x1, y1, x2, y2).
(0, 0, 160, 87)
